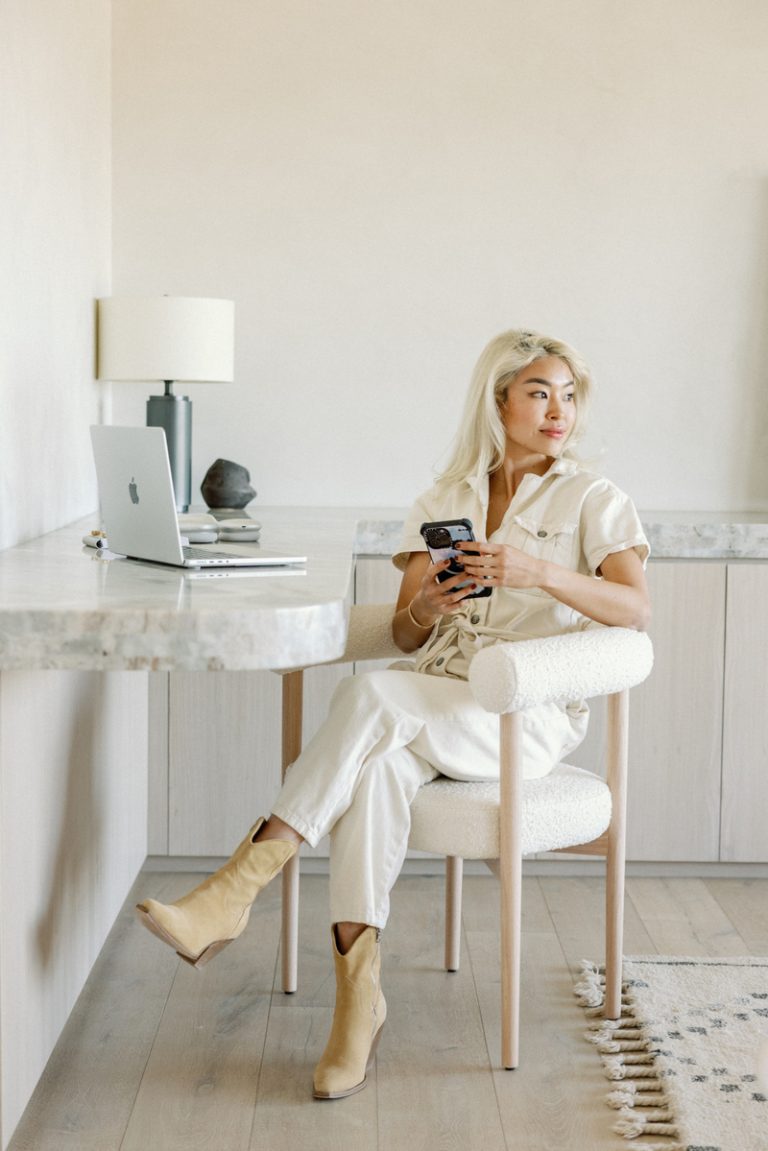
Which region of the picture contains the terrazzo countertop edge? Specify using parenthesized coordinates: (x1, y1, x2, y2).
(353, 513, 768, 560)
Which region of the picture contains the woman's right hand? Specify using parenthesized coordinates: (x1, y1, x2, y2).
(409, 558, 478, 624)
(392, 552, 478, 652)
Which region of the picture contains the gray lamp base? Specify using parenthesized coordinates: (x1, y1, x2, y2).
(147, 393, 192, 512)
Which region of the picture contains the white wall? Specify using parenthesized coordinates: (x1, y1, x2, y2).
(0, 0, 111, 550)
(0, 670, 148, 1147)
(111, 0, 768, 514)
(0, 8, 148, 1148)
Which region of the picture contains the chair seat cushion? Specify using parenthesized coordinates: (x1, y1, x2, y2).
(408, 763, 611, 859)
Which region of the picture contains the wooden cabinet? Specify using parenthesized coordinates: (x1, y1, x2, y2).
(167, 670, 282, 855)
(155, 662, 352, 859)
(721, 564, 768, 862)
(626, 562, 724, 861)
(149, 555, 767, 864)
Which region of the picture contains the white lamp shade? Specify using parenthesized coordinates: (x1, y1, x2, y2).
(97, 296, 235, 383)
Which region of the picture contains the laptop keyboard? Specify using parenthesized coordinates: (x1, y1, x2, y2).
(182, 546, 236, 561)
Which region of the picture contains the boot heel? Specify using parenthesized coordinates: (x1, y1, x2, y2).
(178, 938, 233, 969)
(313, 1022, 384, 1100)
(365, 1021, 385, 1074)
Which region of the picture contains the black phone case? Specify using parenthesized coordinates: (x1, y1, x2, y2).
(419, 518, 492, 600)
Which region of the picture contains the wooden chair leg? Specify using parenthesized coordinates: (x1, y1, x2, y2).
(499, 711, 523, 1070)
(281, 855, 300, 993)
(604, 690, 629, 1020)
(444, 855, 463, 971)
(280, 669, 303, 994)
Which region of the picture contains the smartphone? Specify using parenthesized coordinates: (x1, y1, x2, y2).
(419, 518, 492, 600)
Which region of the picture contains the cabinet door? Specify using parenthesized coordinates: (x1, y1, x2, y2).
(354, 555, 401, 604)
(625, 562, 725, 861)
(166, 662, 351, 857)
(721, 564, 768, 862)
(168, 671, 283, 855)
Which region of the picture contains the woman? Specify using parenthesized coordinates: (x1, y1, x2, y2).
(136, 328, 651, 1100)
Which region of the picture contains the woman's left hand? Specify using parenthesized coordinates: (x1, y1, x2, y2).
(457, 540, 651, 630)
(456, 540, 543, 590)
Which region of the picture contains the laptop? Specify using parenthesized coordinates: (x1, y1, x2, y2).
(90, 426, 307, 570)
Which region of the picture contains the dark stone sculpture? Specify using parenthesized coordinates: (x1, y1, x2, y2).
(200, 459, 257, 509)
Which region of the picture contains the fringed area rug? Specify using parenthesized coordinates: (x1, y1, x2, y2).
(575, 956, 768, 1151)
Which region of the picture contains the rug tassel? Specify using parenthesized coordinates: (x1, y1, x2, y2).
(596, 1038, 652, 1054)
(630, 1142, 685, 1151)
(602, 1057, 659, 1080)
(586, 1024, 642, 1042)
(589, 1026, 649, 1054)
(606, 1087, 669, 1109)
(589, 1022, 642, 1034)
(574, 962, 605, 1007)
(614, 1107, 677, 1138)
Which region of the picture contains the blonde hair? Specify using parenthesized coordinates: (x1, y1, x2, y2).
(436, 328, 593, 487)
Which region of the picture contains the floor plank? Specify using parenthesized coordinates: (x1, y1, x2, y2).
(706, 878, 768, 954)
(625, 877, 749, 956)
(540, 875, 657, 973)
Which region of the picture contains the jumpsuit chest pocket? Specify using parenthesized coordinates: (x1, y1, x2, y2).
(511, 515, 579, 564)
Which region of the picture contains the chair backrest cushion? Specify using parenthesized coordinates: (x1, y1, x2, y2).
(408, 763, 611, 859)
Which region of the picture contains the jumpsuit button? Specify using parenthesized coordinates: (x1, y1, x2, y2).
(435, 657, 445, 666)
(470, 614, 480, 624)
(537, 529, 548, 538)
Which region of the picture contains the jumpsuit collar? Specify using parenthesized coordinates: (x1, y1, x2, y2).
(465, 456, 578, 506)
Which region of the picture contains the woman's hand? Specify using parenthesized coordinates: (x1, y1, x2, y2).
(457, 540, 651, 630)
(456, 541, 543, 590)
(392, 552, 481, 652)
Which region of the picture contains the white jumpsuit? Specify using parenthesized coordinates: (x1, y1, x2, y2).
(272, 458, 649, 928)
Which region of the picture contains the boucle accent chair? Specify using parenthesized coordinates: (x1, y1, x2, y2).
(277, 604, 653, 1070)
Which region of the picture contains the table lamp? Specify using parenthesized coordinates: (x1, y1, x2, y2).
(96, 296, 235, 511)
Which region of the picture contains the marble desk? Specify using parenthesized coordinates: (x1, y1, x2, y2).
(0, 508, 376, 672)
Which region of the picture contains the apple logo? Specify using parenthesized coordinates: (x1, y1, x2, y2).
(128, 477, 139, 505)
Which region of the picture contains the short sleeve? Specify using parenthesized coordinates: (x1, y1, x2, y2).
(580, 481, 650, 576)
(392, 490, 435, 571)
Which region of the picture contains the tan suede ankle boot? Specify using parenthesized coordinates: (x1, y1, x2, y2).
(312, 925, 387, 1100)
(135, 817, 296, 968)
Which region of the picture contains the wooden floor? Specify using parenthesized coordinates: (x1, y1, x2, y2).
(9, 870, 768, 1151)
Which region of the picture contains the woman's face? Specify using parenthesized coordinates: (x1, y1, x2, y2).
(498, 356, 576, 461)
